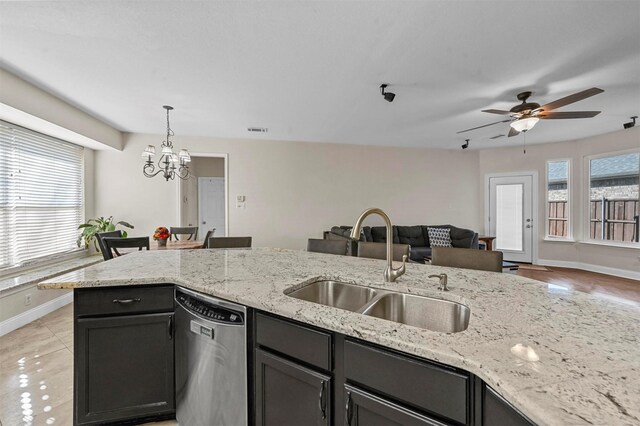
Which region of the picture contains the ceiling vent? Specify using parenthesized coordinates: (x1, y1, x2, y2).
(247, 127, 268, 133)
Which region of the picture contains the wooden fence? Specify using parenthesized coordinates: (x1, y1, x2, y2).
(548, 198, 639, 242)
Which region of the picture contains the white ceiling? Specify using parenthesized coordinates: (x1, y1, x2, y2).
(1, 1, 639, 150)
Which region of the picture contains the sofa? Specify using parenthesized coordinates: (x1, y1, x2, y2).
(324, 225, 479, 263)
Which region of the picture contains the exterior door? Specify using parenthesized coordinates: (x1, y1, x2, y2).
(488, 175, 534, 263)
(198, 177, 225, 238)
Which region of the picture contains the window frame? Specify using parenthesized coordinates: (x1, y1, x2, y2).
(0, 120, 87, 275)
(545, 158, 572, 241)
(584, 148, 640, 248)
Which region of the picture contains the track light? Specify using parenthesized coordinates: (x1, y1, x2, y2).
(461, 139, 470, 150)
(623, 116, 637, 129)
(380, 84, 395, 102)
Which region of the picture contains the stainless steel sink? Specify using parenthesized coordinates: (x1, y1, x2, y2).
(287, 280, 379, 312)
(361, 293, 470, 333)
(288, 279, 470, 333)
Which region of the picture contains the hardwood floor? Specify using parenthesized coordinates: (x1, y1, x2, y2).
(516, 265, 640, 305)
(0, 267, 637, 425)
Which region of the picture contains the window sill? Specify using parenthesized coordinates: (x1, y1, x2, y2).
(0, 252, 102, 295)
(543, 238, 577, 243)
(579, 240, 640, 250)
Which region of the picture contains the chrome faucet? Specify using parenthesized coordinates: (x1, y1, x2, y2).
(350, 208, 407, 282)
(429, 273, 449, 291)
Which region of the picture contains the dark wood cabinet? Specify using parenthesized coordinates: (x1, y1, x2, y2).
(344, 339, 469, 424)
(74, 286, 175, 425)
(481, 384, 534, 426)
(344, 384, 446, 426)
(255, 348, 331, 426)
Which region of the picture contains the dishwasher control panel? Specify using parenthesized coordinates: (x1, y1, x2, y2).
(176, 291, 245, 325)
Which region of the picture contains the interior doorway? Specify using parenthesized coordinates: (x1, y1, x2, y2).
(485, 172, 537, 263)
(198, 177, 225, 238)
(178, 154, 228, 239)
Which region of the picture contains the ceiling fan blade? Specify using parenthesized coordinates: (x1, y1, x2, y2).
(508, 127, 520, 137)
(482, 109, 513, 115)
(456, 119, 512, 134)
(537, 111, 601, 119)
(537, 87, 604, 112)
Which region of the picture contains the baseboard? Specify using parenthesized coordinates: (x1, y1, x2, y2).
(0, 292, 74, 337)
(537, 259, 640, 281)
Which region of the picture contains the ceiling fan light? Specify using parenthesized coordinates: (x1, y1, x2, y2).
(510, 117, 539, 132)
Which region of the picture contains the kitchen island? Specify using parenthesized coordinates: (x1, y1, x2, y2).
(38, 248, 640, 425)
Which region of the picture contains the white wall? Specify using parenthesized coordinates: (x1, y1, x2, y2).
(0, 68, 122, 150)
(478, 127, 640, 277)
(96, 133, 482, 249)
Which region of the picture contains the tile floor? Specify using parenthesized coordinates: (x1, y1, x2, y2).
(0, 304, 177, 426)
(0, 267, 638, 425)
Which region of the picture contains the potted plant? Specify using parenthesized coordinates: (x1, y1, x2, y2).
(153, 226, 171, 246)
(77, 216, 134, 251)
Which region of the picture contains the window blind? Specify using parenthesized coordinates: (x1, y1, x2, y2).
(0, 120, 84, 269)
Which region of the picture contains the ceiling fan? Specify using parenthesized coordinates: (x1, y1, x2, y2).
(457, 87, 604, 137)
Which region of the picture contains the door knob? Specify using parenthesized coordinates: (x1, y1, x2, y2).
(526, 218, 531, 222)
(526, 224, 532, 228)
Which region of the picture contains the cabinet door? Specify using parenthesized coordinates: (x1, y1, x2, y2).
(482, 385, 534, 426)
(76, 312, 175, 425)
(256, 349, 331, 426)
(344, 385, 446, 426)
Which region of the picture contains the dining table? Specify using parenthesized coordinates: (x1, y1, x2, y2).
(150, 240, 204, 250)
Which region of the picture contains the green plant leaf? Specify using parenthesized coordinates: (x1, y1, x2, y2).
(116, 221, 134, 229)
(122, 230, 128, 238)
(106, 223, 116, 232)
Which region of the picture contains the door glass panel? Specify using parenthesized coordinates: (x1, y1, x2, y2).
(495, 184, 523, 251)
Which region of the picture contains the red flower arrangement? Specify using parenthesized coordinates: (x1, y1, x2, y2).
(153, 226, 171, 241)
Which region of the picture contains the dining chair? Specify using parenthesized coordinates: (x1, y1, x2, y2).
(102, 236, 150, 260)
(431, 247, 503, 272)
(170, 226, 198, 241)
(357, 241, 410, 262)
(96, 230, 123, 261)
(208, 236, 252, 249)
(307, 239, 349, 256)
(201, 228, 216, 248)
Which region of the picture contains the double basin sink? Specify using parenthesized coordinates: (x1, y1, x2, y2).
(287, 280, 470, 333)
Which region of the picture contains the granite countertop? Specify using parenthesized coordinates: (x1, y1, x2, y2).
(38, 248, 640, 426)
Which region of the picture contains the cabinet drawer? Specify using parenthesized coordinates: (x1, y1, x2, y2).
(256, 313, 332, 370)
(344, 339, 469, 425)
(75, 285, 174, 317)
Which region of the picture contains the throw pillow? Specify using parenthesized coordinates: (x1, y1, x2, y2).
(427, 227, 452, 247)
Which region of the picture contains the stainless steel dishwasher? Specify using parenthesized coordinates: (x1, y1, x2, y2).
(175, 286, 247, 426)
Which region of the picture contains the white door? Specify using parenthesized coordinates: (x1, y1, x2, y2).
(198, 177, 226, 238)
(488, 175, 534, 263)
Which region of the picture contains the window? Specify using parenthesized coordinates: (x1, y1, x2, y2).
(588, 151, 639, 243)
(546, 160, 570, 239)
(0, 120, 84, 270)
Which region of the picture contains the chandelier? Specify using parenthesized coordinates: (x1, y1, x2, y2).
(142, 105, 191, 181)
